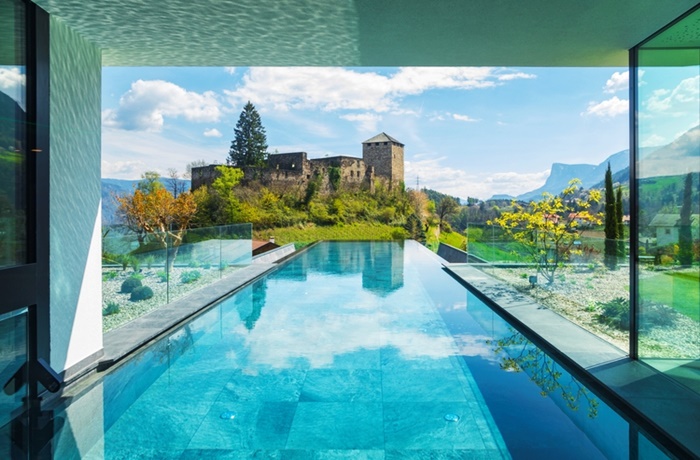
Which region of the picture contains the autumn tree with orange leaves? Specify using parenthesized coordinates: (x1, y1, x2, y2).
(116, 177, 197, 272)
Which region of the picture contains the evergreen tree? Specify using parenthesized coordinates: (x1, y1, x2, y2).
(678, 173, 693, 266)
(604, 163, 617, 269)
(227, 101, 268, 168)
(616, 186, 624, 257)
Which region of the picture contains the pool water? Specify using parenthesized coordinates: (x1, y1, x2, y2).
(7, 241, 672, 459)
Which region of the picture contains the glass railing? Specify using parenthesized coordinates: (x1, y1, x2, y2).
(102, 223, 252, 332)
(456, 223, 631, 352)
(0, 308, 27, 429)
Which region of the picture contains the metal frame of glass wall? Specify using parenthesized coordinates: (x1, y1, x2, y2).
(0, 0, 50, 411)
(630, 5, 700, 391)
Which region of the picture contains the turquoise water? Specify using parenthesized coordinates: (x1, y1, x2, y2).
(5, 241, 671, 458)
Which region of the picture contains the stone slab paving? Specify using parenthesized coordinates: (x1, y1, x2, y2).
(100, 263, 277, 368)
(443, 262, 700, 459)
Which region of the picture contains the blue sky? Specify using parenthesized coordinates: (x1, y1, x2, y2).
(99, 66, 695, 199)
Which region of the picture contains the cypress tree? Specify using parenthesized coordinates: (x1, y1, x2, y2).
(678, 173, 693, 266)
(227, 101, 268, 169)
(616, 186, 624, 257)
(604, 163, 618, 268)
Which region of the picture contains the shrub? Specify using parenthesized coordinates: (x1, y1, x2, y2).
(390, 228, 409, 240)
(143, 255, 155, 269)
(640, 303, 678, 329)
(202, 263, 212, 270)
(120, 277, 142, 293)
(156, 270, 168, 282)
(597, 297, 629, 330)
(659, 254, 674, 266)
(130, 257, 140, 272)
(130, 286, 154, 301)
(180, 270, 202, 284)
(188, 260, 200, 268)
(103, 271, 118, 281)
(103, 302, 120, 316)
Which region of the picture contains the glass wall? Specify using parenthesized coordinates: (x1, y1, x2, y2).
(635, 7, 700, 392)
(101, 223, 253, 332)
(0, 0, 27, 269)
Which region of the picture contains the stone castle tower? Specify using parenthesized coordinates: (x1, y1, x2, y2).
(362, 132, 404, 185)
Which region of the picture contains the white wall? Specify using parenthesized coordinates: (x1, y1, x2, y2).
(49, 17, 103, 376)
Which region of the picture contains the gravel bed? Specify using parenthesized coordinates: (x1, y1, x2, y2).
(483, 265, 699, 358)
(102, 266, 236, 332)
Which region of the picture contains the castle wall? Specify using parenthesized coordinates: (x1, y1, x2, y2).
(192, 134, 402, 193)
(191, 165, 221, 190)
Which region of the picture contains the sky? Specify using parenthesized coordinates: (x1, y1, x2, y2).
(99, 66, 697, 200)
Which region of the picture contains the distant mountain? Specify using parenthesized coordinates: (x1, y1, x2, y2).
(637, 126, 699, 179)
(591, 126, 699, 189)
(516, 148, 630, 201)
(102, 178, 191, 225)
(488, 194, 515, 201)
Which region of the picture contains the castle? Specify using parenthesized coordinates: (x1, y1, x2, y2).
(191, 132, 404, 192)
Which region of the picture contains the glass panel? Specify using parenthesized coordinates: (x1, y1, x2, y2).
(636, 8, 700, 393)
(0, 308, 27, 428)
(102, 223, 252, 332)
(460, 215, 630, 353)
(0, 0, 27, 268)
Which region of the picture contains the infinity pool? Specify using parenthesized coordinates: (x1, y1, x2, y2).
(5, 241, 672, 459)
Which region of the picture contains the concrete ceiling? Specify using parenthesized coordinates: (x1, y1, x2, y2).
(34, 0, 699, 67)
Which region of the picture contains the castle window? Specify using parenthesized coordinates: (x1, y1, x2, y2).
(350, 170, 354, 177)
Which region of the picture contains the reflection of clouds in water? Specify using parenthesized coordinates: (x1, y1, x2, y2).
(453, 334, 500, 364)
(229, 269, 460, 369)
(235, 309, 459, 369)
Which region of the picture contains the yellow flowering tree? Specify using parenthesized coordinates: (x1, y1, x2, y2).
(490, 179, 601, 284)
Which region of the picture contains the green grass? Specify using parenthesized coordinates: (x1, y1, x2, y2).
(468, 241, 526, 263)
(439, 231, 466, 249)
(640, 270, 700, 321)
(254, 223, 404, 247)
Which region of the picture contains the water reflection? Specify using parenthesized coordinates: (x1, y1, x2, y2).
(487, 328, 600, 419)
(270, 241, 404, 297)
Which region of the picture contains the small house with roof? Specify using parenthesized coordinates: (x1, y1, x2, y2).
(649, 213, 700, 247)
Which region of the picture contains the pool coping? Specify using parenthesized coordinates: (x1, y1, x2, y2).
(443, 262, 700, 460)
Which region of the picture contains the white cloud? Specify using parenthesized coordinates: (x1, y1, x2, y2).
(0, 67, 24, 91)
(224, 67, 236, 75)
(497, 71, 537, 81)
(102, 127, 223, 179)
(203, 128, 223, 137)
(340, 113, 382, 132)
(603, 71, 629, 93)
(103, 79, 222, 131)
(582, 96, 628, 117)
(646, 75, 699, 114)
(225, 67, 537, 114)
(451, 113, 479, 122)
(405, 154, 549, 200)
(0, 67, 26, 109)
(640, 134, 666, 148)
(101, 159, 148, 178)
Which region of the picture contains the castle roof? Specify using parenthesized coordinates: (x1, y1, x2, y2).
(362, 132, 403, 146)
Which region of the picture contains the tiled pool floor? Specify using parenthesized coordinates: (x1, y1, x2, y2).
(71, 248, 509, 459)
